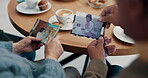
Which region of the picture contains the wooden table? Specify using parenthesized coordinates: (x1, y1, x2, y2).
(8, 0, 136, 55)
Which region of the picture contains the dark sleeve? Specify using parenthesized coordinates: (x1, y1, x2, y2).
(83, 59, 108, 78)
(114, 58, 148, 78)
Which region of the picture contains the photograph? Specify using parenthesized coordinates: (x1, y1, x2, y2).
(29, 19, 60, 43)
(72, 12, 103, 39)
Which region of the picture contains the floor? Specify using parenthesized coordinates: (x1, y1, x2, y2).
(0, 0, 139, 75)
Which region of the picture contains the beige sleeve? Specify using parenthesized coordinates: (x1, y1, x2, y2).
(83, 59, 108, 78)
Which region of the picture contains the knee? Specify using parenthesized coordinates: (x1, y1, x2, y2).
(64, 66, 79, 72)
(64, 67, 81, 78)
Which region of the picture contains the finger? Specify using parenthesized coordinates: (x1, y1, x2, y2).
(88, 40, 98, 47)
(35, 43, 44, 50)
(28, 36, 42, 42)
(32, 42, 37, 50)
(97, 36, 104, 47)
(55, 35, 60, 40)
(105, 45, 116, 55)
(106, 22, 111, 29)
(100, 6, 112, 16)
(39, 43, 44, 46)
(104, 36, 108, 41)
(105, 53, 108, 57)
(53, 36, 61, 45)
(105, 38, 112, 45)
(47, 36, 52, 43)
(35, 46, 41, 50)
(100, 14, 113, 22)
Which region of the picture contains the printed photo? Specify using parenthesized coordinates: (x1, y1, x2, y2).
(30, 19, 60, 43)
(72, 12, 103, 39)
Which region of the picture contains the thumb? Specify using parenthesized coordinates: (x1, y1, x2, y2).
(97, 36, 104, 47)
(99, 14, 113, 22)
(88, 40, 98, 47)
(47, 36, 52, 44)
(55, 35, 60, 40)
(29, 36, 42, 42)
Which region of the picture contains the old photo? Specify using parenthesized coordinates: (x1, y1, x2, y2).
(72, 12, 103, 39)
(29, 19, 60, 43)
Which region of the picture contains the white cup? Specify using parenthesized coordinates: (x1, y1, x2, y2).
(25, 0, 40, 9)
(55, 9, 74, 26)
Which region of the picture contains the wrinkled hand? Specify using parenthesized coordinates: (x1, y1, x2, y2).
(87, 36, 116, 63)
(45, 35, 64, 61)
(13, 36, 43, 53)
(99, 5, 120, 28)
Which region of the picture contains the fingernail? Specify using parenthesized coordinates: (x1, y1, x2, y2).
(99, 36, 104, 39)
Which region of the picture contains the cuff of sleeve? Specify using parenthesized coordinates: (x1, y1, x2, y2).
(0, 41, 13, 52)
(42, 59, 59, 64)
(87, 59, 108, 78)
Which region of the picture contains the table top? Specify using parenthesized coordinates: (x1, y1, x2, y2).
(8, 0, 137, 55)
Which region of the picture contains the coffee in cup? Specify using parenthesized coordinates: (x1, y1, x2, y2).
(57, 10, 72, 17)
(56, 9, 74, 26)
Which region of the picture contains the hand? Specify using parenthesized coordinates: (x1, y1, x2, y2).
(13, 36, 43, 53)
(99, 5, 120, 28)
(87, 36, 116, 63)
(44, 35, 64, 61)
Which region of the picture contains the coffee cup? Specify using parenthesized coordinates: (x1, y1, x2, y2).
(55, 9, 74, 26)
(25, 0, 40, 9)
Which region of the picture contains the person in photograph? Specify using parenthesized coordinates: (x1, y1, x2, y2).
(93, 18, 103, 38)
(72, 17, 86, 35)
(83, 14, 97, 38)
(36, 28, 48, 39)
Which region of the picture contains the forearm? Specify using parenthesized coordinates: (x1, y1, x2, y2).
(83, 59, 108, 78)
(0, 42, 22, 54)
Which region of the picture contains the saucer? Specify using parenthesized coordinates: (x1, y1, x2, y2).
(48, 15, 73, 30)
(16, 2, 51, 14)
(113, 26, 135, 44)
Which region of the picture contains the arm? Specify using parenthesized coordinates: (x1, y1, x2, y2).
(83, 59, 108, 78)
(13, 36, 43, 53)
(0, 41, 13, 52)
(0, 36, 43, 54)
(83, 37, 116, 78)
(35, 35, 65, 78)
(22, 35, 65, 78)
(99, 5, 121, 29)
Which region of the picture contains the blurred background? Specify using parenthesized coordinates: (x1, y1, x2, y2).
(0, 0, 139, 75)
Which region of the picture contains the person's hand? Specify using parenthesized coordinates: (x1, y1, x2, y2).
(13, 36, 43, 53)
(87, 36, 116, 63)
(44, 35, 64, 61)
(99, 5, 120, 28)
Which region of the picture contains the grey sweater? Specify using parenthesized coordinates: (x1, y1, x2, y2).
(0, 42, 66, 78)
